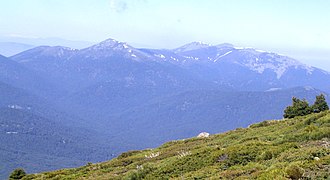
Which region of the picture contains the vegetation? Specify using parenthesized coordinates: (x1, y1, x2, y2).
(284, 94, 329, 118)
(312, 94, 329, 113)
(23, 111, 330, 179)
(9, 168, 26, 180)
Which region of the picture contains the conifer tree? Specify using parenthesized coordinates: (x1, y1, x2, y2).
(283, 105, 295, 118)
(283, 97, 312, 118)
(312, 94, 329, 113)
(9, 168, 26, 179)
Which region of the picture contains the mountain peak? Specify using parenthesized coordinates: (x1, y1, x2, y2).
(174, 41, 212, 53)
(91, 38, 120, 48)
(100, 38, 119, 44)
(86, 38, 135, 51)
(195, 41, 211, 46)
(78, 38, 151, 61)
(216, 43, 234, 48)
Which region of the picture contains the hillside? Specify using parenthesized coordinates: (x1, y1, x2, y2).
(22, 111, 330, 179)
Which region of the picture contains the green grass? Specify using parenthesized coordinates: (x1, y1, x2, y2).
(23, 111, 330, 179)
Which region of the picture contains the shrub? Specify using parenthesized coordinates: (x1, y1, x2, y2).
(124, 164, 154, 180)
(304, 116, 317, 125)
(285, 164, 304, 180)
(249, 121, 270, 128)
(258, 150, 273, 160)
(118, 150, 142, 159)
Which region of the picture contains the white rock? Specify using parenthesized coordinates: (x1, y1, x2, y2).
(197, 132, 210, 138)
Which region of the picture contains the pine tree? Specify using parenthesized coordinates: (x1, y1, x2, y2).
(294, 98, 312, 116)
(9, 168, 26, 180)
(312, 94, 329, 113)
(283, 97, 312, 118)
(283, 105, 295, 118)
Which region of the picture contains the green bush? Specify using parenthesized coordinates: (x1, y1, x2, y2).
(258, 150, 273, 160)
(124, 164, 154, 180)
(285, 164, 304, 180)
(118, 150, 142, 159)
(249, 121, 270, 128)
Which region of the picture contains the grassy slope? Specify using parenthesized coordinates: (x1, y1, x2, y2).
(23, 111, 330, 179)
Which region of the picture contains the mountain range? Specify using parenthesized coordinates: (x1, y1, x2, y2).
(1, 38, 329, 179)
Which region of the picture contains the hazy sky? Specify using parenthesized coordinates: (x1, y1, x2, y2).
(1, 0, 330, 69)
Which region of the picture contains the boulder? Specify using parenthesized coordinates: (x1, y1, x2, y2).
(197, 132, 210, 138)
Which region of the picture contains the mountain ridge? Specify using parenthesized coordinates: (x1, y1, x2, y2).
(11, 38, 330, 92)
(12, 39, 328, 75)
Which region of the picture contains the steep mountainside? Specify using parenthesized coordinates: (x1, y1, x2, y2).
(24, 111, 330, 179)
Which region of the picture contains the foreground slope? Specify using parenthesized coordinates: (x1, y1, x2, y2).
(25, 111, 330, 179)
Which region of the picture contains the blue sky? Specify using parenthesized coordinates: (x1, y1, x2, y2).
(1, 0, 330, 69)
